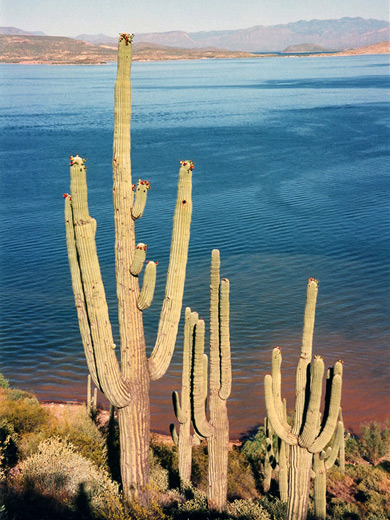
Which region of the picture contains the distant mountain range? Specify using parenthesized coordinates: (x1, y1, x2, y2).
(0, 26, 46, 36)
(1, 17, 389, 52)
(74, 17, 389, 52)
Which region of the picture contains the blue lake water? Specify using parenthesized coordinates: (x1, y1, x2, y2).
(0, 55, 389, 437)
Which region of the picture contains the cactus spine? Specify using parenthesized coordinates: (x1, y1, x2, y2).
(192, 249, 231, 512)
(65, 34, 193, 506)
(264, 279, 343, 520)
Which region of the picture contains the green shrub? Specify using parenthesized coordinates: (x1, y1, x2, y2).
(149, 451, 170, 493)
(13, 437, 126, 519)
(326, 464, 390, 519)
(191, 443, 209, 492)
(227, 448, 259, 500)
(240, 427, 270, 494)
(0, 393, 50, 434)
(329, 498, 360, 519)
(6, 388, 35, 401)
(126, 500, 167, 520)
(53, 407, 107, 468)
(0, 418, 18, 474)
(359, 421, 390, 466)
(257, 495, 287, 520)
(241, 427, 266, 462)
(18, 407, 108, 470)
(0, 374, 9, 390)
(150, 435, 179, 489)
(344, 433, 361, 463)
(227, 499, 271, 519)
(175, 485, 208, 518)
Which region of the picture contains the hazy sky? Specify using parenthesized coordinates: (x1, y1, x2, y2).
(1, 0, 389, 36)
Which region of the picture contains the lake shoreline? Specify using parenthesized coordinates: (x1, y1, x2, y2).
(1, 40, 388, 65)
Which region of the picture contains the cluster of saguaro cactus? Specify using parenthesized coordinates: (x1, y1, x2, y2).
(264, 279, 343, 520)
(64, 34, 193, 506)
(170, 249, 231, 512)
(169, 307, 203, 485)
(192, 249, 231, 512)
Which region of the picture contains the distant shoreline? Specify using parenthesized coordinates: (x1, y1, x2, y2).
(0, 35, 388, 65)
(1, 52, 388, 66)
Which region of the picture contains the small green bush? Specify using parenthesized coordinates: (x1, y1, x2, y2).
(150, 435, 179, 489)
(0, 418, 18, 475)
(329, 498, 360, 519)
(175, 485, 208, 518)
(191, 443, 209, 491)
(14, 437, 126, 520)
(241, 427, 266, 462)
(0, 393, 50, 434)
(53, 407, 108, 469)
(6, 388, 35, 401)
(344, 433, 361, 463)
(18, 407, 108, 470)
(227, 499, 271, 519)
(257, 495, 287, 520)
(0, 374, 9, 390)
(359, 421, 390, 466)
(227, 448, 259, 500)
(150, 451, 170, 493)
(126, 500, 167, 520)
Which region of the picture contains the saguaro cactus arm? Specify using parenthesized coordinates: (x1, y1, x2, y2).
(325, 420, 344, 470)
(308, 372, 342, 453)
(67, 160, 131, 408)
(264, 374, 297, 446)
(271, 347, 285, 419)
(137, 261, 157, 310)
(148, 161, 194, 381)
(169, 423, 179, 446)
(132, 179, 150, 219)
(172, 391, 186, 424)
(293, 279, 318, 436)
(299, 356, 325, 448)
(192, 319, 215, 438)
(65, 194, 99, 388)
(130, 243, 147, 276)
(218, 278, 231, 400)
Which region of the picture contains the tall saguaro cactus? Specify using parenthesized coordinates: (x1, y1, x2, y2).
(192, 249, 231, 512)
(264, 279, 343, 520)
(64, 34, 193, 505)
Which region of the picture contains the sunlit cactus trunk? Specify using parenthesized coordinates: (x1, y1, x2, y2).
(264, 279, 343, 520)
(65, 34, 193, 506)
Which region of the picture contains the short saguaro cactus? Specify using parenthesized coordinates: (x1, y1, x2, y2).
(264, 279, 343, 520)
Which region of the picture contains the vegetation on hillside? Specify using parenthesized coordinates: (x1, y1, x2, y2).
(0, 375, 389, 520)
